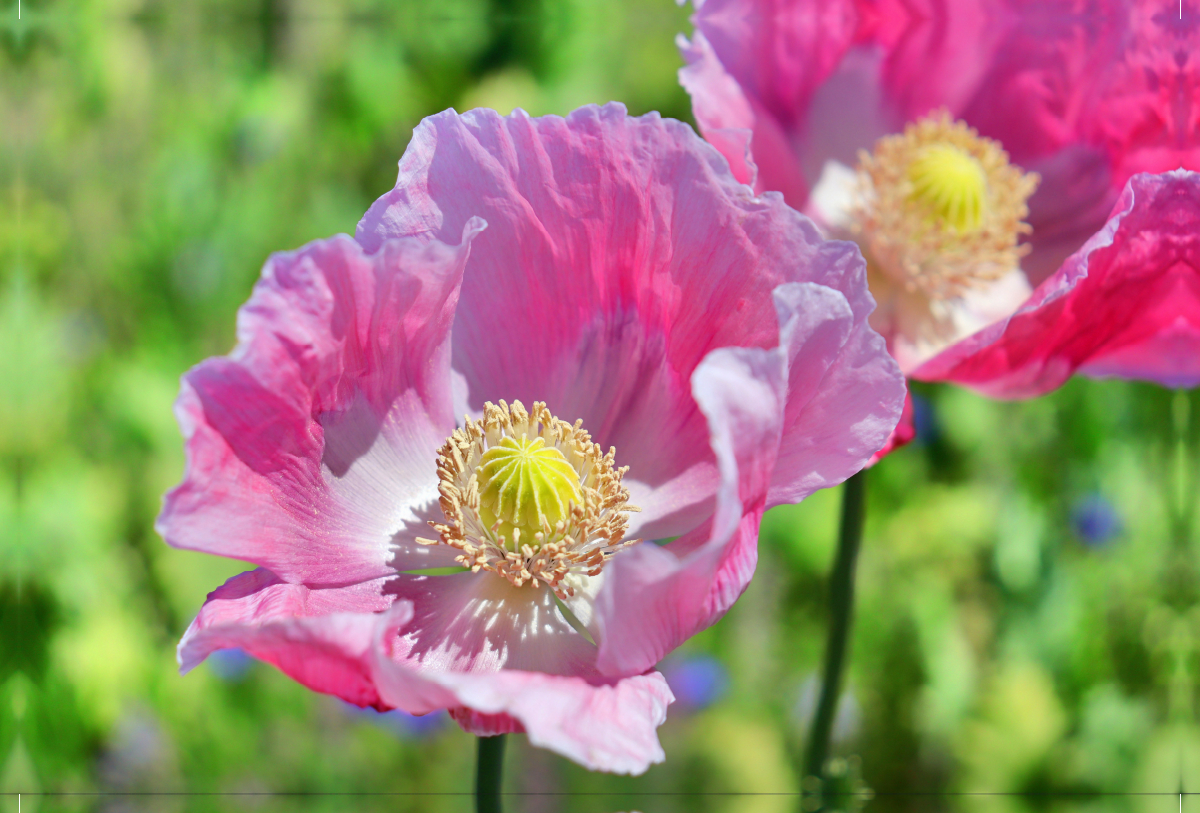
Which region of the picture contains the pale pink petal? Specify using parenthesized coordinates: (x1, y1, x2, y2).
(178, 569, 399, 708)
(357, 104, 901, 541)
(437, 670, 673, 775)
(384, 572, 602, 677)
(184, 576, 674, 773)
(591, 333, 788, 677)
(767, 282, 904, 505)
(368, 606, 674, 775)
(913, 170, 1200, 394)
(589, 282, 900, 675)
(158, 225, 484, 585)
(449, 709, 525, 735)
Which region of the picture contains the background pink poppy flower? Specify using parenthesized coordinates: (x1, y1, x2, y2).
(159, 104, 904, 773)
(679, 0, 1199, 285)
(679, 0, 1200, 417)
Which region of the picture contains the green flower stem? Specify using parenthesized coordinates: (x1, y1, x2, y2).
(476, 734, 507, 813)
(802, 469, 867, 804)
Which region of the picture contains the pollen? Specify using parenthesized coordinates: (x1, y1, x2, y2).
(416, 400, 640, 599)
(852, 111, 1040, 300)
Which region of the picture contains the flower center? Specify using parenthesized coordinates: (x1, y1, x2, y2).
(418, 400, 640, 598)
(477, 435, 582, 546)
(906, 144, 986, 232)
(852, 111, 1039, 300)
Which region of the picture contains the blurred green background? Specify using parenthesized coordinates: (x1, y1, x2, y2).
(2, 1, 1199, 812)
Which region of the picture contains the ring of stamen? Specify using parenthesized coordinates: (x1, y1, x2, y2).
(852, 111, 1040, 300)
(417, 400, 640, 599)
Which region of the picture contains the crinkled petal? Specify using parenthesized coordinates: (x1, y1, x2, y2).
(357, 104, 901, 542)
(368, 605, 674, 775)
(157, 225, 484, 585)
(384, 572, 602, 677)
(584, 281, 898, 677)
(438, 670, 673, 775)
(178, 569, 398, 708)
(913, 171, 1200, 394)
(767, 282, 904, 505)
(590, 320, 788, 677)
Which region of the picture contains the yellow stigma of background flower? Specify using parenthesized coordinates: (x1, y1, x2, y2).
(851, 111, 1039, 300)
(477, 435, 582, 549)
(906, 144, 987, 232)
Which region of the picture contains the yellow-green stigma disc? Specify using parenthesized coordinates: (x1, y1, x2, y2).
(907, 144, 987, 232)
(477, 435, 582, 548)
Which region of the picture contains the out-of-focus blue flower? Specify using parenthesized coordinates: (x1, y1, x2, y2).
(207, 647, 254, 682)
(660, 654, 729, 712)
(341, 702, 448, 739)
(911, 393, 939, 446)
(1072, 494, 1122, 548)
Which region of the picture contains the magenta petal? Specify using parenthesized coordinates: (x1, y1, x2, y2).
(913, 171, 1200, 395)
(178, 569, 397, 708)
(157, 225, 484, 584)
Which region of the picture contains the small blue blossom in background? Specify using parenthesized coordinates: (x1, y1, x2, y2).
(206, 648, 254, 682)
(660, 654, 729, 712)
(1072, 494, 1122, 548)
(911, 393, 939, 446)
(341, 702, 449, 739)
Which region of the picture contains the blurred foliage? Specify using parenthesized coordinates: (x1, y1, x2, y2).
(2, 1, 1199, 812)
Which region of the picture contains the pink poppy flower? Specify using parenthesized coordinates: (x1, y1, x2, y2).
(679, 0, 1200, 408)
(158, 104, 905, 773)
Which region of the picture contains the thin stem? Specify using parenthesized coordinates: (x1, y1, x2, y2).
(475, 734, 506, 813)
(803, 469, 867, 797)
(1169, 389, 1192, 549)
